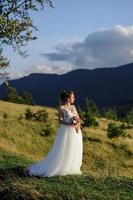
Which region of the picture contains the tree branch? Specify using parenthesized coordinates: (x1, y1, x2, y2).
(3, 0, 27, 17)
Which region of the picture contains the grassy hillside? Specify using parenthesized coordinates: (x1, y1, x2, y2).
(0, 100, 133, 199)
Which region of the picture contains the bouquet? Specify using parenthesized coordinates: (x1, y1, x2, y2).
(70, 116, 81, 133)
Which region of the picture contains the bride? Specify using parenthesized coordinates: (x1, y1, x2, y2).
(27, 90, 83, 177)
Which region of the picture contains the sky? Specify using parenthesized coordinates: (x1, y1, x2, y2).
(3, 0, 133, 79)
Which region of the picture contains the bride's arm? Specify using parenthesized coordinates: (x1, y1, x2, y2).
(58, 108, 73, 126)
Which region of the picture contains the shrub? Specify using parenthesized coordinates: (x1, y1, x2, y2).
(82, 111, 99, 127)
(3, 112, 8, 119)
(120, 123, 133, 129)
(24, 107, 49, 122)
(79, 98, 99, 127)
(17, 114, 24, 120)
(125, 108, 133, 124)
(40, 123, 54, 137)
(24, 108, 34, 120)
(104, 108, 117, 121)
(34, 109, 48, 122)
(120, 123, 127, 129)
(107, 122, 126, 138)
(85, 98, 100, 117)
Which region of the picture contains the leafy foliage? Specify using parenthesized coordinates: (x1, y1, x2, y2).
(24, 107, 49, 122)
(0, 0, 53, 72)
(125, 108, 133, 125)
(40, 122, 54, 136)
(85, 98, 100, 116)
(103, 107, 118, 121)
(0, 48, 9, 69)
(82, 111, 99, 127)
(34, 108, 49, 122)
(107, 122, 126, 138)
(3, 82, 35, 105)
(24, 107, 34, 120)
(79, 98, 99, 127)
(21, 90, 35, 105)
(3, 112, 8, 119)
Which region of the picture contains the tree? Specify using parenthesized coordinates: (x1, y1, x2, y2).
(81, 98, 99, 127)
(125, 108, 133, 124)
(0, 0, 53, 76)
(4, 83, 21, 103)
(21, 90, 35, 105)
(107, 122, 126, 138)
(3, 81, 35, 105)
(85, 98, 99, 116)
(104, 107, 117, 121)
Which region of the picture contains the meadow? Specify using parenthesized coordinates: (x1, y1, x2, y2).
(0, 100, 133, 199)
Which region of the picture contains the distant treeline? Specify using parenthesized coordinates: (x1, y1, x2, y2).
(78, 97, 133, 125)
(3, 82, 35, 105)
(2, 81, 133, 125)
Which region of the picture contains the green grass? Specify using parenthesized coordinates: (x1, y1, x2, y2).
(0, 100, 133, 199)
(0, 158, 133, 200)
(0, 150, 132, 200)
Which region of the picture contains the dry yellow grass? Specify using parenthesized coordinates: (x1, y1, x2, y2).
(82, 117, 133, 178)
(0, 100, 57, 119)
(0, 100, 133, 179)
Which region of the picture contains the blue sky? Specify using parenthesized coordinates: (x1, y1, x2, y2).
(4, 0, 133, 79)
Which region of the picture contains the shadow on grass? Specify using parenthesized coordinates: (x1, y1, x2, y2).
(0, 165, 88, 182)
(0, 165, 32, 180)
(0, 165, 133, 200)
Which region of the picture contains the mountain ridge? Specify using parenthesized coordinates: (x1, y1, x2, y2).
(0, 62, 133, 108)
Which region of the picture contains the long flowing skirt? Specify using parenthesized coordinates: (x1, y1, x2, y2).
(27, 124, 83, 177)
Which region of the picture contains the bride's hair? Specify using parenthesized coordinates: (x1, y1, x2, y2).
(59, 90, 74, 105)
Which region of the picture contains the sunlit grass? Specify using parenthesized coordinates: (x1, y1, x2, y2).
(0, 100, 133, 199)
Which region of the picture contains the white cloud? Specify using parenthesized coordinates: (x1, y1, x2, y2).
(9, 64, 73, 79)
(27, 64, 72, 74)
(9, 71, 26, 80)
(41, 25, 133, 69)
(8, 25, 133, 80)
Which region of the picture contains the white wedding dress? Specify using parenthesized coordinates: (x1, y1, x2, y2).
(27, 105, 83, 177)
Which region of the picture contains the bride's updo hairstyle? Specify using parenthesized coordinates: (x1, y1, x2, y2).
(59, 90, 74, 105)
